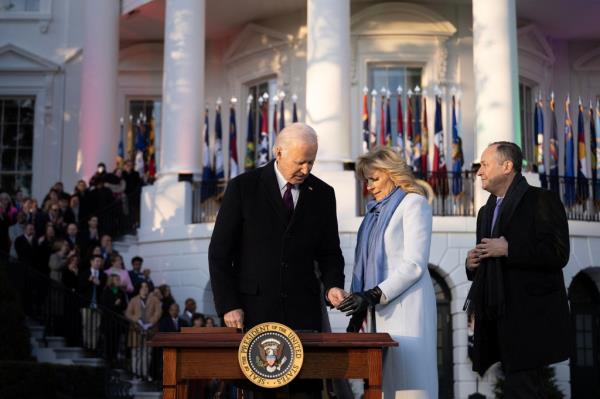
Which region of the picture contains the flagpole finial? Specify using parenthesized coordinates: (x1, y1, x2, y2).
(279, 90, 285, 99)
(578, 96, 582, 106)
(380, 86, 387, 95)
(216, 97, 222, 106)
(258, 97, 264, 105)
(292, 94, 298, 102)
(450, 86, 457, 96)
(247, 94, 253, 104)
(397, 86, 403, 95)
(273, 94, 279, 104)
(363, 86, 369, 95)
(414, 85, 421, 94)
(231, 97, 238, 105)
(407, 89, 414, 97)
(422, 88, 428, 97)
(371, 89, 378, 96)
(433, 85, 442, 97)
(120, 117, 124, 124)
(262, 92, 269, 100)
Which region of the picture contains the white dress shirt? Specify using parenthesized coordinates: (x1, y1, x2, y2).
(274, 162, 299, 208)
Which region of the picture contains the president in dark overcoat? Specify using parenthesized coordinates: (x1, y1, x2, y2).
(209, 123, 346, 333)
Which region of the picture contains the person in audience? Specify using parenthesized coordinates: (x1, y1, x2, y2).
(191, 313, 206, 328)
(205, 316, 216, 328)
(73, 180, 90, 223)
(105, 254, 134, 294)
(8, 211, 26, 258)
(14, 223, 38, 268)
(62, 253, 83, 346)
(48, 239, 73, 283)
(158, 284, 175, 314)
(80, 215, 101, 255)
(36, 224, 56, 274)
(78, 254, 107, 351)
(0, 197, 11, 257)
(181, 298, 197, 326)
(126, 281, 162, 381)
(159, 302, 187, 332)
(43, 202, 66, 237)
(65, 195, 80, 226)
(100, 273, 128, 365)
(99, 234, 119, 269)
(87, 177, 114, 235)
(64, 223, 79, 250)
(122, 159, 142, 228)
(0, 191, 17, 223)
(13, 189, 25, 212)
(129, 256, 154, 297)
(62, 254, 80, 292)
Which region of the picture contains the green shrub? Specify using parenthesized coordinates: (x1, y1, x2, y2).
(494, 365, 564, 399)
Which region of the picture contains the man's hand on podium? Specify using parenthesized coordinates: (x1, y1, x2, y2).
(224, 308, 244, 330)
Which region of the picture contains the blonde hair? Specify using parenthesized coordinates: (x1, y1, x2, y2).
(356, 146, 426, 196)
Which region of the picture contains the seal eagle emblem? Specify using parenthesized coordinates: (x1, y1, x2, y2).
(238, 322, 304, 388)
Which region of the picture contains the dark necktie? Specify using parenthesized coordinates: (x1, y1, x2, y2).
(490, 197, 503, 234)
(282, 183, 294, 217)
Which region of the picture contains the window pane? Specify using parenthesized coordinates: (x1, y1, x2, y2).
(585, 332, 592, 348)
(20, 100, 35, 124)
(3, 100, 19, 123)
(576, 331, 584, 347)
(1, 148, 16, 170)
(19, 124, 33, 147)
(17, 148, 32, 171)
(2, 124, 18, 146)
(14, 174, 31, 193)
(585, 350, 593, 366)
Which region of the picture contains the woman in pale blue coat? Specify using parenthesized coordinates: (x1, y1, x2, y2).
(339, 147, 438, 399)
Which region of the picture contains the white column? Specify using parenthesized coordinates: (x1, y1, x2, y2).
(305, 0, 351, 170)
(472, 0, 520, 208)
(160, 0, 205, 177)
(78, 0, 119, 180)
(140, 0, 205, 232)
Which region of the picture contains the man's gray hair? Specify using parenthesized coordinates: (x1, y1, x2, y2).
(272, 123, 318, 156)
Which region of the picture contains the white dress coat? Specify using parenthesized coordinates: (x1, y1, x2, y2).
(371, 193, 438, 399)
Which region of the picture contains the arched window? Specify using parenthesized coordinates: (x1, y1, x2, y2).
(568, 268, 600, 398)
(429, 267, 454, 399)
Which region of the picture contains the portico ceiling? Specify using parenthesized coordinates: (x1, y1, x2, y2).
(119, 0, 600, 45)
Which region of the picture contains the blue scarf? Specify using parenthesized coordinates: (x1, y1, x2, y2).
(351, 187, 407, 293)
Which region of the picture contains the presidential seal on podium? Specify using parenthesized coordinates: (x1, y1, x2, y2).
(238, 322, 304, 388)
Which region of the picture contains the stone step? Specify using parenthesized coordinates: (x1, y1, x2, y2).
(44, 336, 67, 348)
(134, 392, 162, 399)
(129, 379, 159, 394)
(29, 325, 45, 339)
(72, 357, 105, 367)
(53, 347, 85, 359)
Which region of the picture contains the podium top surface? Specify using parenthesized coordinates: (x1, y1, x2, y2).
(149, 332, 398, 348)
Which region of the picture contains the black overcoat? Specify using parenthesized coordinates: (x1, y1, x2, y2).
(467, 186, 571, 373)
(209, 161, 345, 331)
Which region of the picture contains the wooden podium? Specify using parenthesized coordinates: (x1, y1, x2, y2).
(149, 329, 397, 399)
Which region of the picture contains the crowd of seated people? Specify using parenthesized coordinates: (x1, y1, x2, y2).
(0, 166, 219, 383)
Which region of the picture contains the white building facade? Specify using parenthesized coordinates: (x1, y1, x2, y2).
(2, 0, 600, 397)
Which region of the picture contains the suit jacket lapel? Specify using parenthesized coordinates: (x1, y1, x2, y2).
(288, 177, 314, 228)
(260, 161, 289, 225)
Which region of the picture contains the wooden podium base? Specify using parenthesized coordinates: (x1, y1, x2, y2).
(150, 331, 397, 399)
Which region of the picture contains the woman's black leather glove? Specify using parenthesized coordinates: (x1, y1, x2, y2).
(346, 310, 366, 332)
(337, 286, 382, 316)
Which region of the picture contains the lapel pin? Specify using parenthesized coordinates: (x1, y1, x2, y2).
(308, 186, 313, 191)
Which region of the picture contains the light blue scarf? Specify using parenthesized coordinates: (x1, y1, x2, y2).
(351, 187, 407, 293)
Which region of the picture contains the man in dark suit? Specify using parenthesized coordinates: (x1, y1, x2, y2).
(465, 142, 571, 398)
(209, 123, 346, 396)
(209, 122, 346, 330)
(78, 254, 107, 350)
